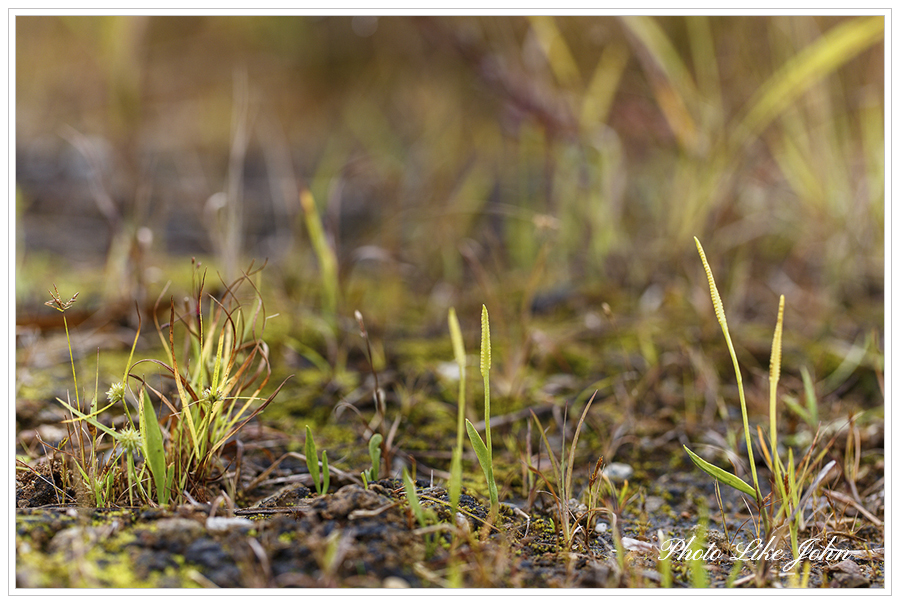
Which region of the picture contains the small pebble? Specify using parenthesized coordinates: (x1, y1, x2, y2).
(603, 462, 634, 482)
(644, 495, 664, 513)
(206, 516, 253, 533)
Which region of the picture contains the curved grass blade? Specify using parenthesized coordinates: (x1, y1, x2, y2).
(683, 445, 756, 497)
(141, 389, 169, 505)
(466, 419, 498, 506)
(448, 307, 467, 511)
(732, 16, 883, 147)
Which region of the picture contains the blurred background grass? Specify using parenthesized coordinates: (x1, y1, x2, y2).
(15, 15, 883, 356)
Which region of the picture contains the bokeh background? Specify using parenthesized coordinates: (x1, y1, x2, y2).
(15, 15, 884, 380)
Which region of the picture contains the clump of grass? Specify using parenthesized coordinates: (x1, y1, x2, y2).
(42, 286, 156, 506)
(144, 262, 291, 503)
(40, 263, 291, 507)
(526, 391, 597, 551)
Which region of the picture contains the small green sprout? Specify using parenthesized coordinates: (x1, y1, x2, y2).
(364, 433, 383, 484)
(305, 425, 330, 496)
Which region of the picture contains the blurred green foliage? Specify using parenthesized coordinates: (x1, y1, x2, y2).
(16, 16, 883, 333)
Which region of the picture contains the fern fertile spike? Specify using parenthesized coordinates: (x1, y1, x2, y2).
(480, 305, 491, 376)
(770, 295, 785, 384)
(694, 237, 728, 329)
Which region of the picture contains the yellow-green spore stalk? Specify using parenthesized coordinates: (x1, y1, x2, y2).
(693, 238, 762, 504)
(465, 305, 499, 529)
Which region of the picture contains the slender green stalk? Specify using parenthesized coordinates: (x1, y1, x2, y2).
(465, 305, 499, 529)
(480, 305, 492, 458)
(769, 295, 784, 483)
(300, 189, 339, 330)
(448, 308, 467, 513)
(768, 294, 792, 550)
(45, 286, 80, 408)
(694, 238, 762, 504)
(305, 425, 324, 495)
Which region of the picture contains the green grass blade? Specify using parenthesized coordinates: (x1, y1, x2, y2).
(783, 396, 812, 424)
(56, 398, 120, 439)
(402, 468, 426, 527)
(619, 16, 700, 151)
(140, 390, 169, 506)
(449, 450, 462, 513)
(300, 189, 339, 326)
(449, 308, 466, 373)
(801, 366, 818, 426)
(527, 16, 582, 88)
(683, 445, 756, 497)
(322, 450, 330, 495)
(466, 419, 498, 506)
(565, 391, 597, 502)
(466, 419, 491, 481)
(305, 425, 321, 494)
(448, 307, 467, 512)
(449, 306, 467, 443)
(167, 304, 201, 461)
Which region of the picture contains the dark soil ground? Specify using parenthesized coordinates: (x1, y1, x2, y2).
(13, 13, 885, 592)
(15, 286, 885, 588)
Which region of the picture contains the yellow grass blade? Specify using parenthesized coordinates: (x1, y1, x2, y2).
(732, 16, 883, 147)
